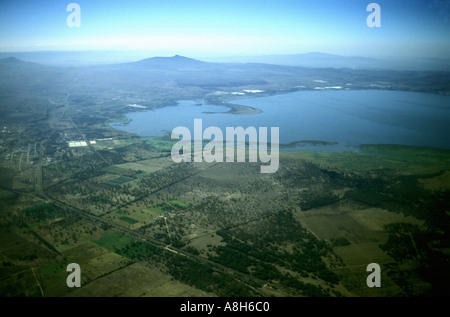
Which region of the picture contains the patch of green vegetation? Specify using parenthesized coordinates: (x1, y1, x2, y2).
(23, 204, 67, 221)
(211, 245, 254, 274)
(134, 171, 150, 178)
(272, 145, 450, 295)
(330, 237, 351, 247)
(142, 201, 189, 216)
(112, 209, 127, 215)
(0, 273, 43, 297)
(117, 138, 141, 146)
(152, 202, 180, 212)
(360, 144, 450, 173)
(146, 136, 177, 152)
(300, 194, 340, 211)
(169, 200, 190, 208)
(101, 166, 129, 174)
(40, 261, 65, 277)
(106, 176, 135, 185)
(114, 241, 161, 260)
(343, 173, 445, 220)
(170, 239, 186, 248)
(381, 219, 450, 296)
(29, 230, 60, 255)
(90, 195, 110, 203)
(28, 221, 46, 228)
(39, 261, 68, 296)
(360, 144, 450, 164)
(97, 138, 140, 149)
(209, 211, 337, 295)
(119, 216, 139, 224)
(278, 273, 329, 296)
(184, 246, 200, 256)
(158, 203, 172, 212)
(282, 144, 450, 174)
(142, 204, 170, 217)
(93, 232, 134, 251)
(381, 223, 423, 261)
(166, 254, 257, 297)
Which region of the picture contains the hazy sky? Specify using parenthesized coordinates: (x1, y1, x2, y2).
(0, 0, 449, 58)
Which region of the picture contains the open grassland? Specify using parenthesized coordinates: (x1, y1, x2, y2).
(281, 144, 450, 175)
(94, 232, 134, 251)
(65, 262, 213, 297)
(293, 204, 423, 296)
(1, 142, 449, 296)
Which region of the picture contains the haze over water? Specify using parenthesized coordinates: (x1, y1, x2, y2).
(111, 90, 450, 151)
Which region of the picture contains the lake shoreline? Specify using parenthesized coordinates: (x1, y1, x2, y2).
(109, 90, 450, 151)
(203, 102, 263, 115)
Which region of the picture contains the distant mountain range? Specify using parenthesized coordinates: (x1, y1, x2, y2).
(207, 52, 450, 72)
(136, 54, 206, 66)
(125, 54, 209, 70)
(0, 56, 42, 70)
(210, 52, 383, 69)
(0, 51, 449, 72)
(0, 56, 34, 66)
(1, 53, 449, 126)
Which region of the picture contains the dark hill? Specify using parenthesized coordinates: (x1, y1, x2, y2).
(131, 54, 208, 69)
(0, 57, 41, 69)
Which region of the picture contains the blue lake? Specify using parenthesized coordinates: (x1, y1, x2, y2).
(110, 90, 450, 151)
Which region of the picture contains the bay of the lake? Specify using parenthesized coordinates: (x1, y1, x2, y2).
(110, 90, 450, 151)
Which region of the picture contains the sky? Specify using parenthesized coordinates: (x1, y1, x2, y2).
(0, 0, 449, 59)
